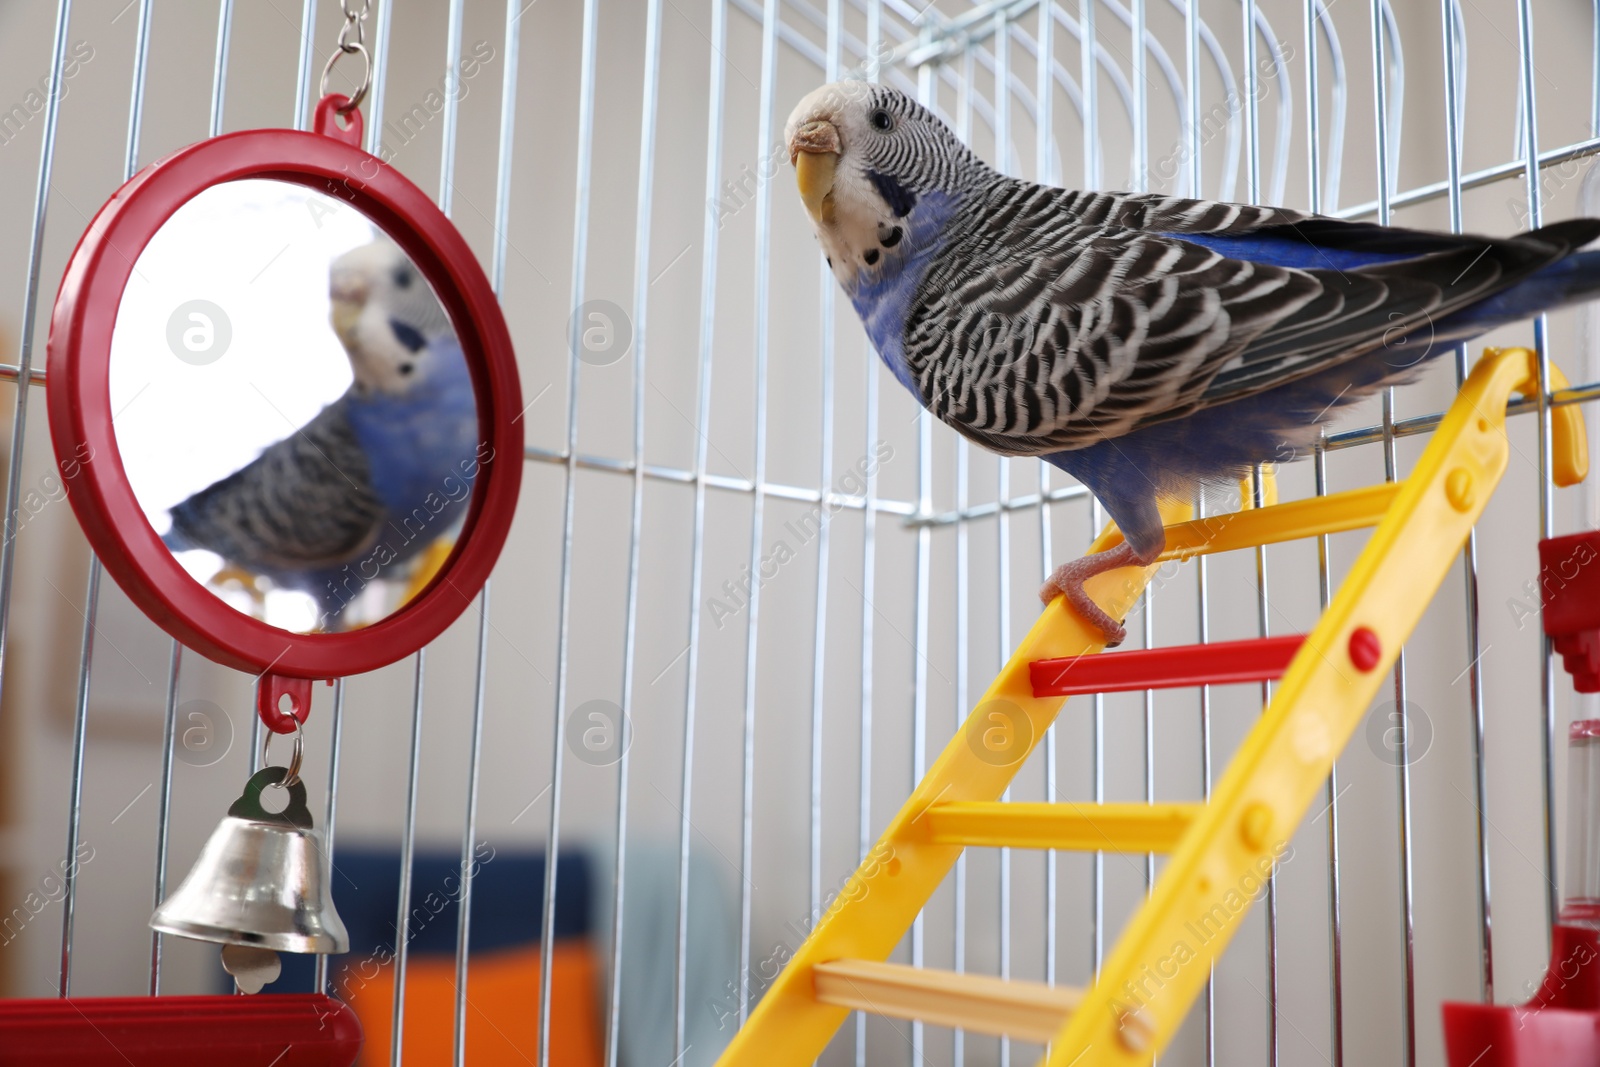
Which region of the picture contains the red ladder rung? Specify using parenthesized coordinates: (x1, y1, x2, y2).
(1030, 634, 1307, 697)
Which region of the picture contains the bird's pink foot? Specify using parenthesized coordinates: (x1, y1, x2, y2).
(1039, 541, 1151, 647)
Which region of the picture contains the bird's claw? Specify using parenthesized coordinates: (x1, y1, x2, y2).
(1039, 542, 1148, 648)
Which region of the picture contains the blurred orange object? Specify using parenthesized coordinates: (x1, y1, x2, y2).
(344, 940, 603, 1066)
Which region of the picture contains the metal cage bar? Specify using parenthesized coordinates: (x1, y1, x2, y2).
(1515, 0, 1562, 949)
(675, 0, 731, 1058)
(1305, 2, 1344, 1063)
(542, 0, 601, 1059)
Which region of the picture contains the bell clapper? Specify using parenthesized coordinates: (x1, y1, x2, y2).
(221, 943, 282, 994)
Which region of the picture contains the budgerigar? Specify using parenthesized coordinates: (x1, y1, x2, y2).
(785, 81, 1600, 644)
(164, 239, 481, 627)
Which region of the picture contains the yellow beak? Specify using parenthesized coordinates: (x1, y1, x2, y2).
(795, 152, 837, 221)
(330, 297, 361, 342)
(790, 119, 841, 223)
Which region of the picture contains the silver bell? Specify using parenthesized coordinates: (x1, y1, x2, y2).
(152, 763, 349, 990)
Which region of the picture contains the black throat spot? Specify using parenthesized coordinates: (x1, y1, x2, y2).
(868, 170, 917, 218)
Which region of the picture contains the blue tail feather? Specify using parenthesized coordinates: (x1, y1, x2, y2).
(1430, 249, 1600, 340)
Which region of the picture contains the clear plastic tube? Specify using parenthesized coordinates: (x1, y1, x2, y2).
(1562, 719, 1600, 926)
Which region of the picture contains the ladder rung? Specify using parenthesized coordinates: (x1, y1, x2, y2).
(1147, 481, 1401, 561)
(811, 959, 1081, 1042)
(919, 801, 1201, 852)
(1031, 634, 1306, 697)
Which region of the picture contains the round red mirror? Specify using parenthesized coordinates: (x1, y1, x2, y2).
(46, 96, 522, 733)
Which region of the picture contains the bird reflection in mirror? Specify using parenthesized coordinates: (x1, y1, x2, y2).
(163, 239, 482, 631)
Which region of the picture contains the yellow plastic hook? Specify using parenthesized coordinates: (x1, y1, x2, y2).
(1499, 346, 1589, 487)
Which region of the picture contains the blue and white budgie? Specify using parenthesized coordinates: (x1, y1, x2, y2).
(786, 81, 1600, 644)
(164, 239, 481, 627)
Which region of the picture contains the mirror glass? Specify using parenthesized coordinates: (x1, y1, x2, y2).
(109, 179, 483, 634)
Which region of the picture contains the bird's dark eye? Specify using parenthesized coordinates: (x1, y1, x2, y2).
(869, 108, 893, 132)
(392, 266, 413, 289)
(398, 362, 415, 376)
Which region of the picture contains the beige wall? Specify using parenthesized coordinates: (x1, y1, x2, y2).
(1, 1, 1599, 1064)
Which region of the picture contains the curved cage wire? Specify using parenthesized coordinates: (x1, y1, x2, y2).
(3, 1, 1600, 1066)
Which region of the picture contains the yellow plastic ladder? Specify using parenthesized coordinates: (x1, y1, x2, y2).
(714, 348, 1588, 1066)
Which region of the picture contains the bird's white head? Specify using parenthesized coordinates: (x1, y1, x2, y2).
(784, 80, 986, 288)
(329, 238, 454, 396)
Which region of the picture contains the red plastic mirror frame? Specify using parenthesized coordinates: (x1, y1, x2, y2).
(45, 97, 522, 731)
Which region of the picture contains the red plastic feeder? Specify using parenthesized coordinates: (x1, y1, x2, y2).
(1446, 561, 1600, 1066)
(1443, 924, 1600, 1066)
(1443, 715, 1600, 1064)
(1540, 530, 1600, 692)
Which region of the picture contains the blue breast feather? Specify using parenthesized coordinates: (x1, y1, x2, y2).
(305, 336, 481, 621)
(342, 335, 481, 561)
(845, 191, 958, 397)
(345, 338, 479, 516)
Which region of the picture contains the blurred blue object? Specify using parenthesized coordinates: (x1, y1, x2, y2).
(222, 846, 592, 994)
(591, 842, 737, 1067)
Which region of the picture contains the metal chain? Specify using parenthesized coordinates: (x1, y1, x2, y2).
(319, 0, 374, 114)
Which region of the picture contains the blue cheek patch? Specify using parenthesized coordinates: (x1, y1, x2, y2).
(868, 170, 918, 217)
(388, 318, 428, 353)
